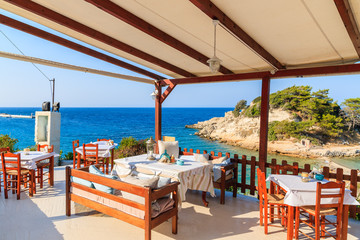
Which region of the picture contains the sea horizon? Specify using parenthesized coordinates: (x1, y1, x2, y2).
(0, 107, 359, 170)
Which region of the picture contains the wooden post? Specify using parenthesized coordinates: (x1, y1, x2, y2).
(155, 81, 162, 153)
(259, 76, 270, 172)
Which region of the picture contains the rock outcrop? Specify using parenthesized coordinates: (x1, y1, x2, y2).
(186, 109, 360, 158)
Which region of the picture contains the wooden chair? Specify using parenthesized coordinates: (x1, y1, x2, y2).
(72, 140, 81, 169)
(269, 164, 299, 225)
(35, 144, 53, 188)
(1, 152, 34, 200)
(82, 143, 106, 172)
(212, 154, 237, 205)
(294, 181, 345, 240)
(270, 164, 299, 194)
(163, 136, 175, 142)
(0, 147, 10, 192)
(257, 168, 288, 234)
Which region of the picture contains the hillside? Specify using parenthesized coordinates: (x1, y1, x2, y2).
(186, 86, 360, 158)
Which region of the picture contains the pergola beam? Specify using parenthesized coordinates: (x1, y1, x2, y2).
(0, 14, 164, 80)
(189, 0, 284, 70)
(334, 0, 360, 58)
(85, 0, 233, 75)
(5, 0, 196, 78)
(160, 63, 360, 86)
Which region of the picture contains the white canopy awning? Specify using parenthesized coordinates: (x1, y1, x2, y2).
(0, 0, 359, 79)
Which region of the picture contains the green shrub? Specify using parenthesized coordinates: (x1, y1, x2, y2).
(61, 151, 73, 160)
(0, 134, 18, 152)
(242, 102, 261, 117)
(115, 137, 147, 158)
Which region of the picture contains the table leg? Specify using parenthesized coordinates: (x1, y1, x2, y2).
(287, 205, 294, 240)
(341, 205, 349, 240)
(202, 191, 209, 207)
(105, 158, 109, 174)
(29, 170, 34, 197)
(77, 153, 81, 169)
(49, 156, 54, 186)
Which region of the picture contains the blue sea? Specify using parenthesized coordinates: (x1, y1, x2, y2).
(0, 107, 359, 169)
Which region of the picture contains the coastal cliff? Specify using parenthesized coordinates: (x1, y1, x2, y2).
(186, 109, 360, 158)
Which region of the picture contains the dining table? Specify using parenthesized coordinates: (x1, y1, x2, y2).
(76, 141, 118, 173)
(114, 154, 215, 207)
(12, 151, 56, 186)
(267, 174, 359, 240)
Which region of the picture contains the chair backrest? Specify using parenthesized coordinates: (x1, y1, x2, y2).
(1, 152, 21, 173)
(163, 136, 175, 142)
(83, 143, 99, 161)
(0, 147, 10, 153)
(37, 144, 54, 153)
(97, 138, 111, 142)
(257, 168, 268, 203)
(315, 181, 345, 215)
(72, 140, 79, 153)
(273, 164, 299, 175)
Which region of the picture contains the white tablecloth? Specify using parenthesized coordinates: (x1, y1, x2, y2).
(2, 151, 55, 170)
(267, 174, 359, 206)
(76, 141, 118, 158)
(114, 154, 215, 203)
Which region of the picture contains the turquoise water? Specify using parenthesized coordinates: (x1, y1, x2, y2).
(0, 107, 359, 169)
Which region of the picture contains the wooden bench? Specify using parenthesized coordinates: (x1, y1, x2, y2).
(65, 166, 179, 240)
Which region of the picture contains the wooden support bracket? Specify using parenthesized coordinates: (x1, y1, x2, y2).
(160, 81, 177, 104)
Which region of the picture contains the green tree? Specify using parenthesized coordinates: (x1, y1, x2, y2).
(232, 99, 247, 117)
(342, 98, 360, 131)
(270, 85, 312, 111)
(318, 114, 344, 137)
(0, 134, 18, 152)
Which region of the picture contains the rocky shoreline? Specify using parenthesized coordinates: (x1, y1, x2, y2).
(186, 110, 360, 160)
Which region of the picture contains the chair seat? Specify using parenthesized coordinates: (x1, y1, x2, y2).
(85, 157, 105, 162)
(6, 169, 30, 175)
(36, 162, 50, 168)
(215, 172, 234, 183)
(300, 206, 338, 216)
(267, 194, 285, 204)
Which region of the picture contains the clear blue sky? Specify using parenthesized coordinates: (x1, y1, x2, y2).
(0, 9, 359, 108)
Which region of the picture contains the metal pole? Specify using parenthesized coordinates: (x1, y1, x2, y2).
(51, 78, 55, 111)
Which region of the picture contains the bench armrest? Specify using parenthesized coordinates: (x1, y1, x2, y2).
(151, 182, 180, 201)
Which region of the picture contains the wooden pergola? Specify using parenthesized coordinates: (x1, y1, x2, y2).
(1, 0, 360, 171)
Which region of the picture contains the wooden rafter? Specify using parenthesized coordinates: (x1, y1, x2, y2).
(189, 0, 284, 70)
(85, 0, 233, 75)
(0, 14, 164, 80)
(160, 81, 177, 104)
(5, 0, 196, 78)
(334, 0, 360, 57)
(160, 63, 360, 86)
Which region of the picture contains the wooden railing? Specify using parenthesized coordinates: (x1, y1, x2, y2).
(180, 148, 360, 220)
